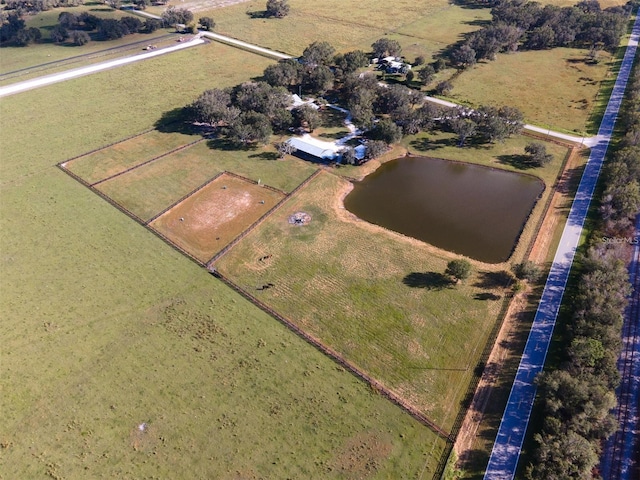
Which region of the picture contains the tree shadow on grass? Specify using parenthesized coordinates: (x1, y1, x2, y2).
(474, 292, 502, 301)
(496, 154, 535, 170)
(154, 107, 204, 135)
(246, 10, 269, 19)
(249, 151, 279, 161)
(474, 270, 513, 289)
(402, 272, 453, 290)
(207, 137, 257, 152)
(409, 136, 454, 151)
(318, 131, 350, 140)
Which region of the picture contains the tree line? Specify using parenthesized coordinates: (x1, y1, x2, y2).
(3, 0, 83, 15)
(525, 45, 640, 480)
(448, 0, 633, 70)
(1, 9, 165, 46)
(189, 38, 535, 164)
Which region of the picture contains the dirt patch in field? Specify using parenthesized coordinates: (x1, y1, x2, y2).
(150, 173, 284, 262)
(330, 431, 393, 479)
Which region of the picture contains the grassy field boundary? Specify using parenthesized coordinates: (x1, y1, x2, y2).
(91, 137, 206, 187)
(144, 170, 227, 225)
(210, 268, 453, 444)
(60, 128, 155, 167)
(57, 163, 207, 267)
(206, 168, 322, 266)
(521, 145, 576, 262)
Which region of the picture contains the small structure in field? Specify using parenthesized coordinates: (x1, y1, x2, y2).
(288, 211, 311, 226)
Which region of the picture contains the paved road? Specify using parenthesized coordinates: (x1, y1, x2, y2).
(599, 214, 640, 480)
(0, 36, 205, 98)
(424, 95, 600, 146)
(484, 14, 640, 480)
(199, 31, 292, 59)
(129, 9, 292, 60)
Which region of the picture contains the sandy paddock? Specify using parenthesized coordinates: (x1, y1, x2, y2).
(150, 173, 285, 262)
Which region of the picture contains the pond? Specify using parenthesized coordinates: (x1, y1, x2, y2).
(343, 156, 545, 263)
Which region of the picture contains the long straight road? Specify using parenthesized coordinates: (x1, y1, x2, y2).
(0, 36, 205, 98)
(484, 14, 640, 480)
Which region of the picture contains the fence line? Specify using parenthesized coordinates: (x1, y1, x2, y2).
(522, 146, 576, 263)
(59, 128, 155, 166)
(223, 170, 288, 195)
(58, 164, 205, 268)
(210, 269, 452, 442)
(91, 138, 205, 187)
(145, 171, 227, 225)
(206, 169, 322, 267)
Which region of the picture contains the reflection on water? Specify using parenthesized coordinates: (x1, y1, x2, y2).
(344, 156, 544, 263)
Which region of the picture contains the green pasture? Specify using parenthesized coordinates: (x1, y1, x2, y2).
(0, 4, 174, 77)
(94, 139, 317, 221)
(96, 140, 220, 221)
(0, 33, 445, 480)
(0, 41, 274, 183)
(187, 0, 489, 61)
(215, 170, 508, 431)
(448, 47, 615, 135)
(65, 130, 198, 184)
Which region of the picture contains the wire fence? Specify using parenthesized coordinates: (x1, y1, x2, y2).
(210, 269, 452, 444)
(206, 169, 322, 267)
(91, 138, 205, 187)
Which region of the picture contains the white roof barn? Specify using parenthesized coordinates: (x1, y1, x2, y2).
(287, 134, 341, 161)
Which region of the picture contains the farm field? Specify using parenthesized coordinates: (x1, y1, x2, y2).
(1, 0, 619, 476)
(189, 0, 492, 60)
(214, 170, 509, 431)
(0, 3, 175, 78)
(448, 47, 615, 135)
(0, 41, 275, 182)
(0, 33, 447, 480)
(64, 130, 199, 184)
(72, 137, 316, 221)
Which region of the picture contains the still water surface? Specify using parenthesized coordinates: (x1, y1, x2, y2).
(344, 156, 545, 263)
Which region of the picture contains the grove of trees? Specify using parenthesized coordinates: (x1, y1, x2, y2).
(265, 0, 290, 18)
(448, 0, 631, 69)
(1, 9, 161, 46)
(190, 81, 292, 146)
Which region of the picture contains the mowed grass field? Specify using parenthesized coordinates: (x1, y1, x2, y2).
(214, 170, 508, 431)
(449, 47, 616, 134)
(190, 0, 492, 60)
(0, 44, 446, 478)
(87, 139, 316, 221)
(64, 130, 199, 184)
